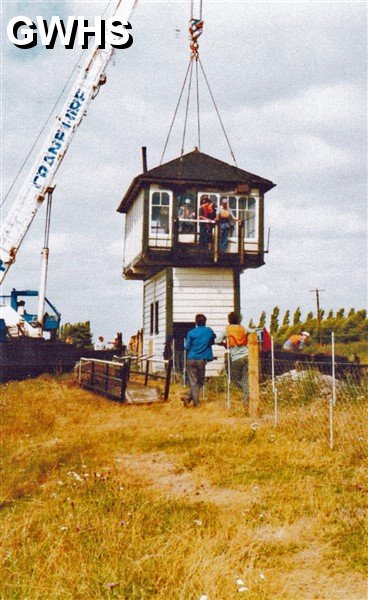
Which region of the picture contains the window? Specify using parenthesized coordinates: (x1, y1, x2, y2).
(149, 301, 159, 335)
(150, 303, 154, 335)
(177, 193, 196, 233)
(150, 191, 171, 237)
(238, 196, 257, 239)
(197, 192, 258, 240)
(155, 301, 159, 335)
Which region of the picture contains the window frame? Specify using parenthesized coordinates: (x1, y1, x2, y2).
(150, 303, 154, 336)
(197, 191, 259, 241)
(149, 189, 173, 240)
(149, 301, 160, 336)
(154, 301, 159, 335)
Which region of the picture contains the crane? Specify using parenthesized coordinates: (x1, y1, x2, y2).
(0, 0, 137, 287)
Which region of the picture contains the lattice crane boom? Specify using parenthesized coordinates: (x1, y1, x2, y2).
(0, 0, 137, 285)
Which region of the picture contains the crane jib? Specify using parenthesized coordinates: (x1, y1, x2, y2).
(32, 89, 87, 190)
(0, 0, 137, 284)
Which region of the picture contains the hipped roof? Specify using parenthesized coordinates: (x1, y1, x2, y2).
(117, 149, 276, 213)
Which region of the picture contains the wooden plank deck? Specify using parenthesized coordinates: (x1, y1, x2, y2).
(124, 383, 163, 405)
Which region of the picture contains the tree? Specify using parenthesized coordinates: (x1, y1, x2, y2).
(336, 308, 345, 319)
(248, 318, 255, 329)
(318, 309, 325, 321)
(306, 311, 314, 321)
(293, 307, 302, 325)
(282, 310, 290, 326)
(327, 309, 334, 319)
(258, 311, 266, 328)
(59, 321, 93, 348)
(348, 308, 355, 317)
(270, 306, 280, 335)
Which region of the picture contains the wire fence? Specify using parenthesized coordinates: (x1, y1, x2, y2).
(176, 333, 367, 450)
(260, 336, 367, 450)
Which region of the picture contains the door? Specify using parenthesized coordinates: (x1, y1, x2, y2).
(173, 321, 195, 373)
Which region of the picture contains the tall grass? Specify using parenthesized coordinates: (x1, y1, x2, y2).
(1, 375, 367, 599)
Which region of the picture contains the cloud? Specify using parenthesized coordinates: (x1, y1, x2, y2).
(2, 1, 366, 340)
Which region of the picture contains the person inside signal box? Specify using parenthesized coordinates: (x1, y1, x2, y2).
(283, 331, 310, 352)
(199, 195, 216, 244)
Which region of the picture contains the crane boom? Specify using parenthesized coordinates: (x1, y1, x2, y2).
(0, 0, 137, 285)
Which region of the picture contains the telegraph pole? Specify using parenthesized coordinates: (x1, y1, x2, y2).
(309, 288, 325, 345)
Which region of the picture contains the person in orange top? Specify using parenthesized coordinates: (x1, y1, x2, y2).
(283, 331, 310, 352)
(216, 311, 249, 403)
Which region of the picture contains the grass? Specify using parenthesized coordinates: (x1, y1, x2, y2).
(1, 374, 367, 599)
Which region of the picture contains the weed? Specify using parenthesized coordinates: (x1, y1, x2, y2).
(0, 374, 366, 599)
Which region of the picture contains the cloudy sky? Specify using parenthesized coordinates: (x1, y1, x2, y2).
(1, 0, 366, 343)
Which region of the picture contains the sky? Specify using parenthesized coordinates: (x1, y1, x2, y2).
(1, 0, 367, 343)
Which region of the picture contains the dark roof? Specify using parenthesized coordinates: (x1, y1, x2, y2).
(117, 149, 276, 213)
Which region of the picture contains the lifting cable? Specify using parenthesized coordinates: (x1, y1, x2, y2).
(1, 0, 114, 209)
(198, 57, 238, 167)
(181, 59, 194, 156)
(160, 60, 193, 165)
(195, 59, 201, 153)
(160, 0, 237, 166)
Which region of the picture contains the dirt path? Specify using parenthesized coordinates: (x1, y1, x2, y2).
(116, 451, 251, 507)
(115, 451, 367, 600)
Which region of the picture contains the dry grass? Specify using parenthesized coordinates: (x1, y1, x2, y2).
(1, 374, 367, 599)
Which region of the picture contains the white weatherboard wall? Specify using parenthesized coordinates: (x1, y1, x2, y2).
(173, 267, 234, 375)
(143, 270, 167, 369)
(124, 190, 144, 267)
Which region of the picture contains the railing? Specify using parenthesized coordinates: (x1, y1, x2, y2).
(79, 355, 173, 403)
(127, 354, 173, 401)
(173, 218, 250, 259)
(148, 217, 259, 257)
(79, 357, 130, 402)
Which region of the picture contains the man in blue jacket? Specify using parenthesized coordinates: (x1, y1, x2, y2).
(182, 314, 215, 407)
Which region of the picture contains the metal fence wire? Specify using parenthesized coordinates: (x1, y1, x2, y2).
(261, 334, 367, 449)
(178, 334, 367, 450)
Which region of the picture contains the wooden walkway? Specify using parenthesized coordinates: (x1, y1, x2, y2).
(125, 383, 163, 405)
(79, 356, 172, 404)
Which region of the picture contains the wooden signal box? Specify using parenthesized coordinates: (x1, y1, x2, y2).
(118, 148, 275, 373)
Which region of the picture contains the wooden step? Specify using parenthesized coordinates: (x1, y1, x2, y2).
(125, 383, 163, 404)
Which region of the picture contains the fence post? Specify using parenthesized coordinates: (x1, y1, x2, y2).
(144, 358, 150, 387)
(120, 362, 128, 403)
(330, 332, 335, 449)
(172, 339, 176, 383)
(271, 336, 278, 426)
(164, 359, 173, 401)
(248, 332, 260, 418)
(332, 331, 336, 406)
(226, 344, 231, 410)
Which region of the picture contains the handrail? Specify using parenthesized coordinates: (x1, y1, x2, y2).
(80, 356, 130, 367)
(114, 353, 169, 365)
(79, 355, 173, 402)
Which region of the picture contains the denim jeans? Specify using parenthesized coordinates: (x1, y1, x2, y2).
(186, 359, 206, 406)
(230, 356, 249, 402)
(219, 223, 230, 250)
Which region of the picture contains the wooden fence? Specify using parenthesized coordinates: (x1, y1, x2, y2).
(79, 355, 173, 403)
